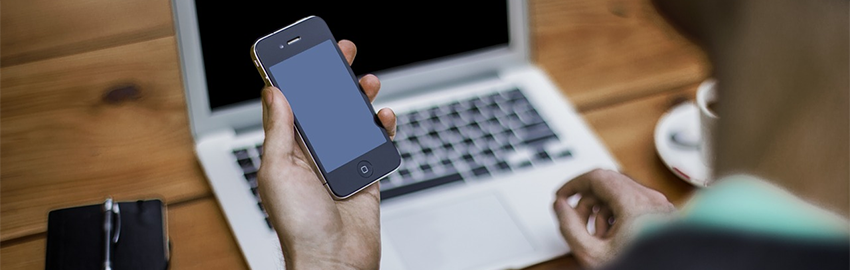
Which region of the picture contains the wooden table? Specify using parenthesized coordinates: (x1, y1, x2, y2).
(0, 0, 709, 269)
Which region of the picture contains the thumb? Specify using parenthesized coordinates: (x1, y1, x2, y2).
(261, 87, 295, 161)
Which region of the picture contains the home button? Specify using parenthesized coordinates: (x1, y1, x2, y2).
(357, 161, 373, 178)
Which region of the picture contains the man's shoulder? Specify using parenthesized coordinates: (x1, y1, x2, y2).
(603, 224, 850, 270)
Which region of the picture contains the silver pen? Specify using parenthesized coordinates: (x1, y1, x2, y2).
(102, 198, 120, 270)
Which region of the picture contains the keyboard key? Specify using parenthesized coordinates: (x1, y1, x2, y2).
(486, 117, 502, 127)
(495, 161, 511, 171)
(534, 150, 552, 162)
(504, 114, 522, 128)
(504, 89, 523, 99)
(462, 138, 475, 146)
(520, 123, 559, 147)
(519, 110, 545, 125)
(381, 173, 464, 200)
(407, 111, 421, 121)
(237, 158, 255, 173)
(472, 166, 490, 177)
(556, 150, 573, 158)
(244, 172, 257, 181)
(256, 145, 264, 156)
(427, 106, 442, 117)
(482, 134, 495, 143)
(441, 142, 454, 151)
(233, 149, 250, 160)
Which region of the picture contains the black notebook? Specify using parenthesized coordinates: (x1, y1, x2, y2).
(45, 199, 170, 270)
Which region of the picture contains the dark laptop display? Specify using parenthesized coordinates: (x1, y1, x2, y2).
(194, 1, 509, 110)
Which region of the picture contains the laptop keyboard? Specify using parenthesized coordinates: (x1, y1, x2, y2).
(231, 87, 573, 229)
(231, 146, 273, 229)
(383, 87, 572, 199)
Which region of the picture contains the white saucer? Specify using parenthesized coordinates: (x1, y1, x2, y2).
(654, 102, 710, 187)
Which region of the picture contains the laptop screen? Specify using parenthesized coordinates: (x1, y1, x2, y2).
(195, 1, 509, 110)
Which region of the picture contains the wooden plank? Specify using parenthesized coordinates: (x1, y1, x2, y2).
(0, 0, 710, 107)
(530, 0, 710, 111)
(0, 197, 247, 270)
(0, 0, 175, 67)
(0, 86, 699, 269)
(583, 85, 698, 206)
(0, 236, 45, 269)
(167, 198, 248, 270)
(0, 36, 210, 241)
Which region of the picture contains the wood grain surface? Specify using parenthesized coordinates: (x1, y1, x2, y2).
(0, 0, 708, 268)
(0, 0, 174, 67)
(0, 198, 247, 270)
(530, 0, 708, 111)
(0, 86, 700, 270)
(0, 37, 209, 241)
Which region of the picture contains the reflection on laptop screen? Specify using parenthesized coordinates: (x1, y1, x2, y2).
(194, 1, 509, 110)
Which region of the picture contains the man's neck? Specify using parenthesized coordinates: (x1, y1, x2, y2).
(712, 0, 849, 218)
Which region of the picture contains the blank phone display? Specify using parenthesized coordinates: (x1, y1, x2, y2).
(268, 40, 386, 172)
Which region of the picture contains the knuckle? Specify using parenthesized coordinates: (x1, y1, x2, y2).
(586, 168, 618, 183)
(646, 189, 670, 203)
(553, 200, 563, 212)
(582, 170, 605, 184)
(587, 168, 609, 178)
(256, 167, 274, 183)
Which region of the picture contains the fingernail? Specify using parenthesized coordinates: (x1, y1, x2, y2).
(263, 87, 274, 108)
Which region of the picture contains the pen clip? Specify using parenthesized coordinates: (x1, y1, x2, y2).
(112, 202, 121, 244)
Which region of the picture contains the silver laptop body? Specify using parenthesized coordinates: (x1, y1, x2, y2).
(172, 1, 619, 269)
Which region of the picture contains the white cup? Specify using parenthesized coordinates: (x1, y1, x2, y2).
(696, 79, 719, 170)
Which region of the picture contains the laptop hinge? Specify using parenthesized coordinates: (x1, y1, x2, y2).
(234, 124, 264, 136)
(375, 71, 501, 102)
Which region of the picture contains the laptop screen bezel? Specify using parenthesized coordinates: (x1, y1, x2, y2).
(172, 0, 530, 139)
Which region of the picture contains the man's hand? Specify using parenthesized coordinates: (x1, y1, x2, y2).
(553, 169, 676, 268)
(257, 40, 395, 270)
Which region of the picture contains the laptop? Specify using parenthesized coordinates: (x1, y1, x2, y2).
(172, 1, 619, 269)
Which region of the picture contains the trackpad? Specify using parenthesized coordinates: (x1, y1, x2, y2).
(384, 193, 535, 270)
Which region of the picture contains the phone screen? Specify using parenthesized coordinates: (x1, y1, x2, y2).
(267, 39, 386, 172)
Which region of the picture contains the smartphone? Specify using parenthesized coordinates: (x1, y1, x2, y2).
(250, 16, 400, 199)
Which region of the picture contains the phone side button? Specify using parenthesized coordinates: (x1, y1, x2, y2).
(357, 161, 373, 178)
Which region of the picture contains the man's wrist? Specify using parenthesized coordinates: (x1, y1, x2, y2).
(283, 246, 375, 270)
(285, 255, 368, 270)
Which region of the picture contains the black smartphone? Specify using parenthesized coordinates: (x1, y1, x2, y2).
(250, 16, 400, 199)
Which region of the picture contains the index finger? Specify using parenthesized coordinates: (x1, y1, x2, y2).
(556, 169, 620, 205)
(338, 39, 357, 65)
